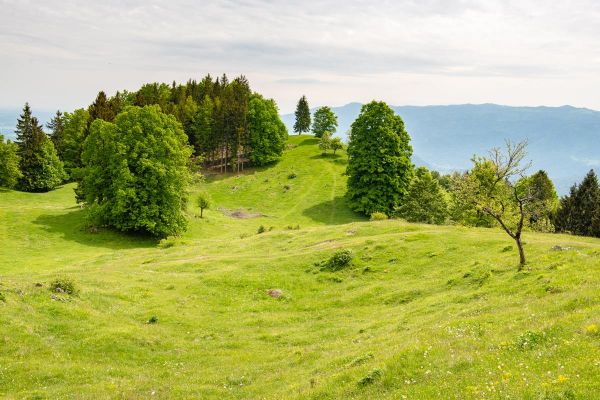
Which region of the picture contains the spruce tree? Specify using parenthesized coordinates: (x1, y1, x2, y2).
(346, 101, 413, 216)
(47, 110, 65, 159)
(15, 104, 65, 192)
(571, 170, 600, 236)
(293, 95, 311, 134)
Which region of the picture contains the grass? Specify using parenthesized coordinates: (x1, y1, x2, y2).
(1, 135, 599, 399)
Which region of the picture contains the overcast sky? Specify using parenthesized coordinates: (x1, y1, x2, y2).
(2, 0, 600, 113)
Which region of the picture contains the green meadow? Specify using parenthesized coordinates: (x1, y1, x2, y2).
(1, 135, 599, 399)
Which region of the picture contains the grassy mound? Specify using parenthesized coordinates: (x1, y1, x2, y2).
(1, 135, 599, 399)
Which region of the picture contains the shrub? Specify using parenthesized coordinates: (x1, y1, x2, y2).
(358, 368, 383, 386)
(370, 212, 388, 221)
(323, 249, 353, 271)
(0, 291, 5, 302)
(197, 193, 211, 218)
(147, 315, 158, 324)
(287, 172, 297, 179)
(257, 225, 266, 234)
(49, 278, 77, 295)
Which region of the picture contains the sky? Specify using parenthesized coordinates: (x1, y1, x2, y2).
(2, 0, 600, 113)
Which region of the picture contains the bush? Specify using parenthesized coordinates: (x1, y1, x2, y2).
(49, 278, 77, 295)
(323, 249, 353, 271)
(358, 368, 383, 386)
(287, 172, 297, 179)
(0, 291, 5, 303)
(147, 315, 158, 324)
(257, 225, 266, 234)
(370, 212, 388, 221)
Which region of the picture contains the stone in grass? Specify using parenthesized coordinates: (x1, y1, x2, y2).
(551, 245, 574, 251)
(267, 289, 284, 298)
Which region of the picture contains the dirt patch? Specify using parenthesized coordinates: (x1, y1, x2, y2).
(267, 289, 284, 298)
(219, 207, 266, 219)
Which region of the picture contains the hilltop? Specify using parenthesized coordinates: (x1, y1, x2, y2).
(1, 136, 599, 399)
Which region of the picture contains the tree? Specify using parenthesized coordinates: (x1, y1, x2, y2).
(46, 110, 65, 159)
(319, 131, 332, 155)
(467, 140, 537, 268)
(346, 101, 413, 216)
(247, 94, 288, 165)
(79, 105, 192, 237)
(15, 104, 65, 192)
(0, 134, 21, 188)
(449, 171, 496, 227)
(61, 109, 90, 179)
(312, 106, 337, 138)
(293, 95, 311, 134)
(555, 170, 600, 237)
(524, 170, 558, 232)
(397, 167, 448, 224)
(330, 137, 343, 155)
(197, 193, 211, 218)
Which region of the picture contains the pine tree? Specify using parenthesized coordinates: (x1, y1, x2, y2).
(293, 95, 311, 134)
(15, 104, 65, 192)
(46, 110, 65, 159)
(560, 170, 600, 236)
(346, 101, 413, 216)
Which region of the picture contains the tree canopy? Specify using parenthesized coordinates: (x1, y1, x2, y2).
(0, 134, 21, 188)
(78, 105, 192, 237)
(397, 167, 448, 224)
(312, 106, 337, 138)
(346, 101, 413, 216)
(247, 94, 288, 166)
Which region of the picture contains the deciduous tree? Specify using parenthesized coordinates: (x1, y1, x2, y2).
(312, 106, 337, 138)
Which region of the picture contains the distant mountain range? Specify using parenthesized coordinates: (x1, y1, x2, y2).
(282, 103, 600, 194)
(2, 104, 599, 194)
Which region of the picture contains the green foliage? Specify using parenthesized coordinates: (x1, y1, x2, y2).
(46, 110, 65, 159)
(370, 212, 388, 221)
(318, 131, 332, 154)
(257, 225, 266, 234)
(247, 94, 288, 165)
(330, 137, 343, 155)
(197, 193, 211, 218)
(61, 108, 90, 179)
(523, 170, 559, 232)
(555, 170, 600, 237)
(312, 106, 338, 138)
(15, 104, 65, 192)
(293, 95, 311, 134)
(0, 134, 22, 188)
(358, 368, 383, 386)
(448, 171, 495, 227)
(79, 105, 192, 237)
(322, 249, 353, 271)
(49, 278, 77, 295)
(397, 167, 448, 225)
(346, 101, 413, 216)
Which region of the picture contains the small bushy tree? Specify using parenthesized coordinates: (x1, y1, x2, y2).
(197, 193, 211, 218)
(330, 137, 343, 155)
(79, 105, 192, 237)
(0, 134, 21, 188)
(346, 101, 413, 216)
(319, 131, 332, 155)
(312, 106, 337, 138)
(397, 167, 448, 225)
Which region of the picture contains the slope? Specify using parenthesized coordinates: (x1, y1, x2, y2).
(0, 135, 599, 399)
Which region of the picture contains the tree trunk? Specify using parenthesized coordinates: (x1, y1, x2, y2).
(200, 208, 204, 218)
(515, 236, 526, 269)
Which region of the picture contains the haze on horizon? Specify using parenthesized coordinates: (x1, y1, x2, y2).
(2, 0, 600, 113)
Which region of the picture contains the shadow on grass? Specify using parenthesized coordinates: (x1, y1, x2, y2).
(309, 153, 348, 165)
(302, 195, 366, 225)
(297, 138, 319, 146)
(33, 210, 158, 250)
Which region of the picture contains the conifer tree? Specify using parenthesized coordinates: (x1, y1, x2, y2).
(293, 95, 311, 134)
(15, 104, 65, 192)
(46, 110, 65, 159)
(556, 170, 600, 236)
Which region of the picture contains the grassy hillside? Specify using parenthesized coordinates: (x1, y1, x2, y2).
(1, 135, 599, 399)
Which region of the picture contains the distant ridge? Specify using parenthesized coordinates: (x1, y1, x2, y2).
(282, 103, 600, 194)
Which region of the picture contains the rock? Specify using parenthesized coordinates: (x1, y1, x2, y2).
(552, 245, 573, 251)
(267, 289, 283, 298)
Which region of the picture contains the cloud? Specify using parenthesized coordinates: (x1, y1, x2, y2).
(2, 0, 600, 112)
(571, 156, 600, 167)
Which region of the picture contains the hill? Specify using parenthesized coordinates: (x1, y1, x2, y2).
(282, 103, 600, 194)
(1, 136, 599, 399)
